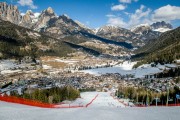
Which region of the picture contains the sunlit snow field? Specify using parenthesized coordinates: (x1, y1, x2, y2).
(82, 61, 178, 78)
(0, 92, 180, 120)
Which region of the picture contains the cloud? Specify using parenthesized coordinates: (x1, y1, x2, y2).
(152, 5, 180, 22)
(107, 15, 127, 27)
(107, 5, 151, 28)
(119, 0, 138, 4)
(124, 12, 131, 16)
(17, 0, 37, 9)
(106, 14, 116, 17)
(119, 0, 131, 3)
(111, 4, 127, 11)
(107, 4, 180, 28)
(128, 5, 152, 27)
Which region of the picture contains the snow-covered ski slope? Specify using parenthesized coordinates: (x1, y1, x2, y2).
(69, 92, 125, 108)
(87, 92, 125, 108)
(1, 92, 180, 120)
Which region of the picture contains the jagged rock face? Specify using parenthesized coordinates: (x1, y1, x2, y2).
(95, 25, 162, 47)
(0, 2, 21, 24)
(46, 7, 54, 14)
(0, 2, 169, 47)
(150, 21, 173, 32)
(131, 24, 151, 34)
(131, 24, 161, 42)
(19, 10, 34, 28)
(151, 21, 173, 30)
(42, 14, 81, 38)
(38, 14, 93, 38)
(33, 7, 56, 31)
(0, 2, 93, 38)
(0, 2, 37, 28)
(32, 7, 92, 38)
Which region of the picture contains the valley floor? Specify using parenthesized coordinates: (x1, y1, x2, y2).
(0, 92, 180, 120)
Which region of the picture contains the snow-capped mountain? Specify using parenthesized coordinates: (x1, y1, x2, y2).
(131, 21, 173, 33)
(130, 24, 160, 41)
(0, 2, 93, 38)
(0, 2, 21, 24)
(20, 10, 40, 28)
(0, 2, 41, 28)
(96, 25, 136, 41)
(32, 7, 56, 31)
(36, 11, 93, 38)
(151, 21, 173, 32)
(95, 24, 160, 47)
(0, 2, 175, 49)
(130, 24, 151, 34)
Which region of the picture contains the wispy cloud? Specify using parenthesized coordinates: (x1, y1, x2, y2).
(107, 5, 152, 28)
(128, 5, 152, 27)
(119, 0, 138, 4)
(17, 0, 37, 9)
(111, 4, 127, 11)
(107, 4, 180, 28)
(107, 14, 127, 27)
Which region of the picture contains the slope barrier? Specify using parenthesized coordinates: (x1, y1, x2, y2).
(136, 103, 180, 107)
(0, 94, 99, 108)
(110, 93, 128, 107)
(110, 93, 180, 107)
(85, 94, 99, 107)
(0, 95, 54, 108)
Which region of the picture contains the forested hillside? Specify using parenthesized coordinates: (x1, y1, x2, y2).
(0, 19, 73, 59)
(133, 27, 180, 65)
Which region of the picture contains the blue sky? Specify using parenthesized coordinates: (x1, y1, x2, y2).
(2, 0, 180, 28)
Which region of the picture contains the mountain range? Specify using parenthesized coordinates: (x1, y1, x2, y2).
(0, 2, 172, 42)
(0, 2, 179, 62)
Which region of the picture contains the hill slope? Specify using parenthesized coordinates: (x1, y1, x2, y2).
(0, 19, 73, 59)
(134, 27, 180, 64)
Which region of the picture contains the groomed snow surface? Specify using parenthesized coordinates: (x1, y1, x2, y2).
(68, 92, 125, 108)
(1, 92, 180, 120)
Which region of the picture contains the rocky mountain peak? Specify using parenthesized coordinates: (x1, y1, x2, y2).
(26, 10, 34, 16)
(32, 7, 56, 31)
(75, 20, 88, 29)
(151, 21, 173, 32)
(0, 2, 21, 24)
(44, 7, 55, 15)
(61, 14, 70, 19)
(151, 21, 173, 29)
(97, 25, 130, 34)
(19, 10, 34, 28)
(131, 24, 151, 34)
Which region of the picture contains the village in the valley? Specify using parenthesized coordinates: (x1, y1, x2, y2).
(1, 51, 180, 103)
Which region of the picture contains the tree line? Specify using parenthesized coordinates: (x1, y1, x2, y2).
(10, 86, 80, 104)
(116, 85, 180, 105)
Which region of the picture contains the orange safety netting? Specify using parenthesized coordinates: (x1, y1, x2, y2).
(0, 94, 99, 108)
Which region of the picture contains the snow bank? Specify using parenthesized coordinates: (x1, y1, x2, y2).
(42, 65, 52, 69)
(176, 60, 180, 63)
(1, 70, 22, 74)
(0, 60, 17, 71)
(55, 59, 78, 63)
(0, 98, 180, 120)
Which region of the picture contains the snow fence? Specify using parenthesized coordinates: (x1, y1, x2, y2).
(0, 94, 98, 108)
